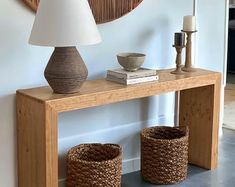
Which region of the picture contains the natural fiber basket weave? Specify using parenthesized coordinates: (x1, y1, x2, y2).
(67, 143, 122, 187)
(141, 126, 189, 184)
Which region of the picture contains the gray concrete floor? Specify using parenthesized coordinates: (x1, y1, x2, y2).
(122, 129, 235, 187)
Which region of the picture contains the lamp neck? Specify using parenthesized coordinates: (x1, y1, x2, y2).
(54, 46, 78, 53)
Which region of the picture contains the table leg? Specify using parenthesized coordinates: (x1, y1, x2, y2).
(179, 82, 220, 169)
(17, 93, 58, 187)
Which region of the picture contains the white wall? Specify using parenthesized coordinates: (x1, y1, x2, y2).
(0, 0, 225, 186)
(196, 0, 226, 72)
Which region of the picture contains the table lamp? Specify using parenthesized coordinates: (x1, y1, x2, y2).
(29, 0, 102, 94)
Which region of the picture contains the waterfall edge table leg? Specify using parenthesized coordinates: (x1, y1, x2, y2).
(17, 93, 58, 187)
(179, 77, 221, 169)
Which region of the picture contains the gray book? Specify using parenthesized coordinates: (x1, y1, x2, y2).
(107, 68, 157, 79)
(106, 74, 159, 85)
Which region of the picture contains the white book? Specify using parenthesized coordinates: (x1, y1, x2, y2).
(107, 68, 157, 79)
(106, 74, 159, 85)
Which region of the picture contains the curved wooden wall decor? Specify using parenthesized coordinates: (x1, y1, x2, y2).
(89, 0, 143, 24)
(23, 0, 143, 24)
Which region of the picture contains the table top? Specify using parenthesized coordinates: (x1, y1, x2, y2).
(17, 68, 221, 112)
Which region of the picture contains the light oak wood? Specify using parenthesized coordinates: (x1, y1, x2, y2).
(179, 74, 221, 169)
(19, 69, 219, 112)
(17, 94, 58, 187)
(17, 69, 221, 187)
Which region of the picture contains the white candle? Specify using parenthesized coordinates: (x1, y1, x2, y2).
(183, 16, 196, 31)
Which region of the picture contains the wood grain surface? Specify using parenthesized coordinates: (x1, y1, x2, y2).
(179, 76, 221, 169)
(16, 68, 221, 187)
(23, 0, 143, 24)
(17, 94, 58, 187)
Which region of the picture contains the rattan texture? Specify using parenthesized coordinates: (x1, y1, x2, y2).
(141, 126, 189, 184)
(67, 143, 122, 187)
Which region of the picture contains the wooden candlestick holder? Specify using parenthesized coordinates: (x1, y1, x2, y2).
(181, 30, 197, 72)
(171, 45, 185, 75)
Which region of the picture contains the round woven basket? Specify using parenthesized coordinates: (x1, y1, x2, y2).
(67, 143, 122, 187)
(141, 126, 189, 184)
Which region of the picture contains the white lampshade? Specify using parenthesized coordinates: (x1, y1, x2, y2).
(29, 0, 102, 47)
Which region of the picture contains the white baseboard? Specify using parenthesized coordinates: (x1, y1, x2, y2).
(122, 157, 141, 175)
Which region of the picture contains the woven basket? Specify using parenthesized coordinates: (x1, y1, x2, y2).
(141, 126, 189, 184)
(67, 143, 122, 187)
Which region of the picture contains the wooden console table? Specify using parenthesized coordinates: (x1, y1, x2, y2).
(16, 69, 221, 187)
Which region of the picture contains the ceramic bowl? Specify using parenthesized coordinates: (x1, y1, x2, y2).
(117, 53, 146, 72)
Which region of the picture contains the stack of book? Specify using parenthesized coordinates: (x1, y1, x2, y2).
(106, 68, 159, 85)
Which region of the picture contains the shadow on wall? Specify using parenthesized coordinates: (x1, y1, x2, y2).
(135, 16, 172, 69)
(15, 0, 35, 13)
(0, 94, 17, 187)
(81, 15, 173, 80)
(58, 99, 147, 138)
